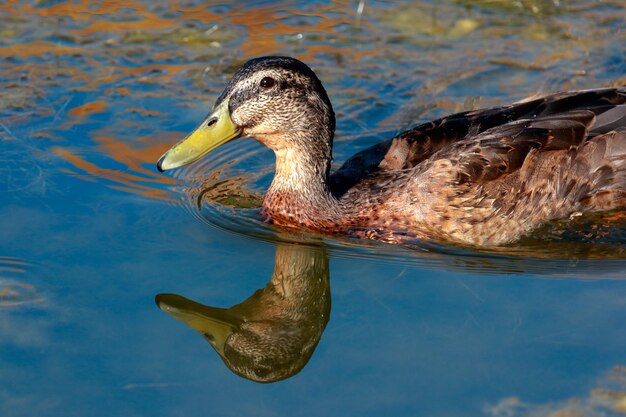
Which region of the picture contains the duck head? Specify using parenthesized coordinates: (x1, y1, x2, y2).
(157, 56, 336, 172)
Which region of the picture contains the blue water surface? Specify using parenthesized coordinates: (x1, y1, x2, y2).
(1, 1, 625, 416)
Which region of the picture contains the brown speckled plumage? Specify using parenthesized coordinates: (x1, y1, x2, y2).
(195, 57, 626, 246)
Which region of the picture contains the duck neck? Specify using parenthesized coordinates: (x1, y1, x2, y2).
(262, 132, 341, 229)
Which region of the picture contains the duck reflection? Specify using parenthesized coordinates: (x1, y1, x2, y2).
(155, 240, 330, 383)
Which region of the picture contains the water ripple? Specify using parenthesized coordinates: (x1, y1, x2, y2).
(0, 257, 43, 307)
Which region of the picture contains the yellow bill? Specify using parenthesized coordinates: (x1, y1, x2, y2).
(157, 99, 242, 172)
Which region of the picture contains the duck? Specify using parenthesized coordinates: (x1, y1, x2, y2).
(157, 56, 626, 246)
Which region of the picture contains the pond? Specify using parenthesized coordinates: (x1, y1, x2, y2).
(1, 1, 626, 416)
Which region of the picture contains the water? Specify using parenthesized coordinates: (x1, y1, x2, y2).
(1, 1, 626, 416)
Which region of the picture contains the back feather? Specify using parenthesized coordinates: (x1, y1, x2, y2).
(330, 87, 625, 197)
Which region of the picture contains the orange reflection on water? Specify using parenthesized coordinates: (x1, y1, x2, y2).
(221, 3, 364, 60)
(53, 132, 180, 202)
(68, 101, 108, 118)
(0, 40, 87, 58)
(0, 0, 367, 62)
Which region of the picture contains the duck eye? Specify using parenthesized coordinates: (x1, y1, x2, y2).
(260, 77, 275, 89)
